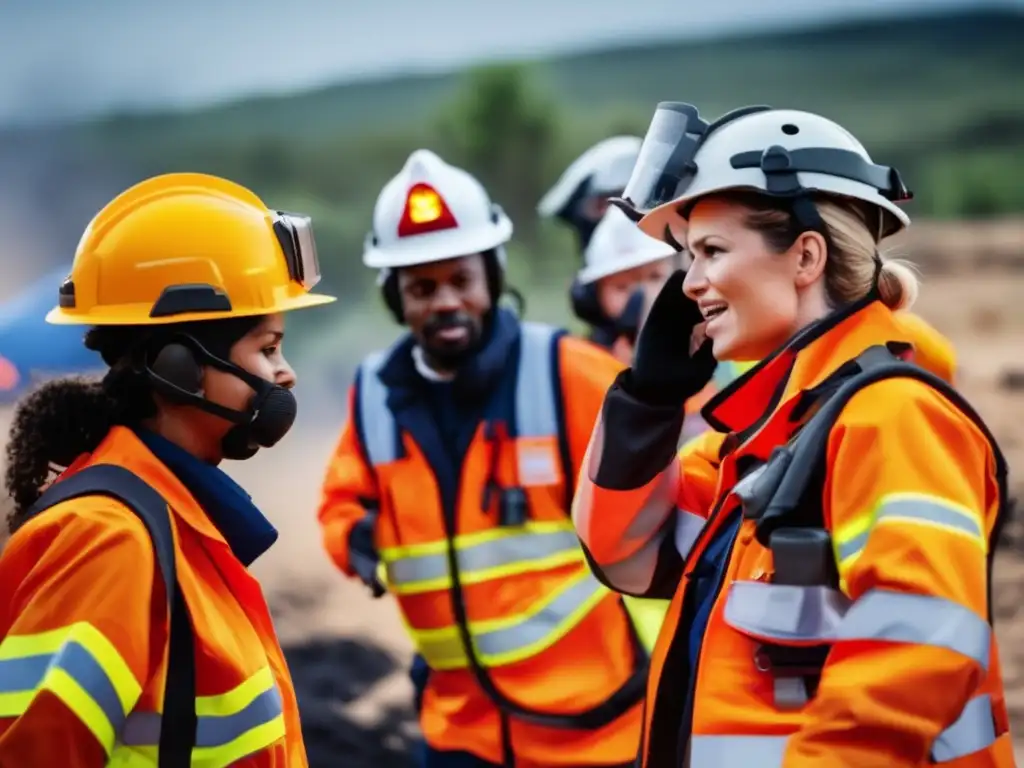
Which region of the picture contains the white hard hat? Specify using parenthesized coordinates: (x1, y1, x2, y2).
(620, 103, 912, 242)
(363, 149, 512, 269)
(537, 136, 642, 219)
(577, 207, 677, 286)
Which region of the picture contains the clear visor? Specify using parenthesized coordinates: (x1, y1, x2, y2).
(273, 211, 322, 291)
(620, 103, 710, 214)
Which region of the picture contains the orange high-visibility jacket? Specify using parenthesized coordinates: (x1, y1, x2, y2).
(574, 300, 1012, 768)
(895, 310, 957, 384)
(0, 426, 306, 767)
(318, 319, 645, 766)
(677, 309, 959, 465)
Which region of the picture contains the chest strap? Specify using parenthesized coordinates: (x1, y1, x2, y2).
(25, 464, 197, 768)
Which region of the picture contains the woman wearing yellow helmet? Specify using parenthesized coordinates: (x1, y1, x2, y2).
(0, 173, 334, 767)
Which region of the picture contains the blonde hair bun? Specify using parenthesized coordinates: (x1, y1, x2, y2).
(877, 257, 919, 311)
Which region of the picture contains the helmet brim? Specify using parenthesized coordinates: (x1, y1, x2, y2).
(45, 291, 337, 326)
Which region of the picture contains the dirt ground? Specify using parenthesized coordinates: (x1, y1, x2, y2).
(1, 217, 1023, 764)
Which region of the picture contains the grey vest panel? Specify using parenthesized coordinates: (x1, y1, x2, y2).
(356, 322, 561, 467)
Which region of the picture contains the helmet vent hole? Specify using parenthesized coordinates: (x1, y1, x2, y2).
(782, 123, 800, 136)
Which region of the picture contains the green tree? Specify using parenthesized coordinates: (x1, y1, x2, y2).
(437, 63, 560, 261)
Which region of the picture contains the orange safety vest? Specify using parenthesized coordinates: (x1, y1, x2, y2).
(578, 300, 1013, 768)
(894, 310, 957, 384)
(678, 310, 959, 464)
(319, 320, 645, 766)
(0, 426, 306, 767)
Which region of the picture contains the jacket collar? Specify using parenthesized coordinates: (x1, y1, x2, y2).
(83, 426, 278, 566)
(377, 308, 521, 400)
(702, 298, 914, 435)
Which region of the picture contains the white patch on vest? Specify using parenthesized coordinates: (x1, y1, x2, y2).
(517, 442, 559, 486)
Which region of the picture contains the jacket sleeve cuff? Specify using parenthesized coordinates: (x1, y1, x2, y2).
(321, 517, 358, 577)
(592, 371, 687, 491)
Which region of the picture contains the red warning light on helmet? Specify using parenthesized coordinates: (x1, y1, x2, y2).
(398, 183, 458, 237)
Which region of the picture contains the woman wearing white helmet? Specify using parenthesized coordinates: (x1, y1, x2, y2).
(572, 103, 1013, 767)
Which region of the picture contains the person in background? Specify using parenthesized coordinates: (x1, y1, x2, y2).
(538, 135, 642, 256)
(318, 149, 649, 768)
(0, 173, 334, 766)
(571, 206, 679, 365)
(575, 101, 1012, 767)
(538, 136, 645, 350)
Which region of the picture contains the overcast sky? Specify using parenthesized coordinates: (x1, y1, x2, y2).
(0, 0, 1017, 126)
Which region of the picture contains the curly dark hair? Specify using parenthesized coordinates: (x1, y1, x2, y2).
(4, 316, 261, 533)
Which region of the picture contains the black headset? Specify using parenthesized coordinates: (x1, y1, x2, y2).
(147, 338, 206, 401)
(380, 247, 506, 325)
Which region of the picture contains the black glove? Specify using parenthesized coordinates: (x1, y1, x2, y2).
(627, 270, 717, 406)
(348, 513, 386, 598)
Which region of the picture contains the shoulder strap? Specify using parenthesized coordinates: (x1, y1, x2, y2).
(762, 344, 1009, 620)
(355, 350, 398, 468)
(515, 322, 573, 505)
(25, 464, 197, 768)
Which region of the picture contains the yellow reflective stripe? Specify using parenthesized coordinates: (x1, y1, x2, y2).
(0, 623, 141, 754)
(107, 748, 152, 767)
(380, 519, 574, 561)
(622, 596, 668, 652)
(833, 512, 874, 581)
(0, 691, 32, 718)
(381, 521, 585, 596)
(833, 492, 987, 587)
(195, 666, 274, 717)
(411, 570, 608, 670)
(114, 666, 285, 768)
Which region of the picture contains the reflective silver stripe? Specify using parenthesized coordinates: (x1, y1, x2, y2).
(931, 694, 997, 762)
(688, 734, 786, 767)
(599, 533, 666, 595)
(515, 322, 559, 439)
(837, 589, 991, 670)
(472, 571, 604, 659)
(878, 497, 984, 539)
(357, 323, 560, 468)
(837, 496, 986, 563)
(119, 681, 283, 748)
(722, 583, 991, 670)
(722, 582, 852, 643)
(686, 695, 997, 765)
(357, 350, 395, 467)
(835, 530, 868, 563)
(386, 527, 581, 587)
(773, 678, 810, 709)
(674, 508, 707, 560)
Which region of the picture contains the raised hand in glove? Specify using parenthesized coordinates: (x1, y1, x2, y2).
(626, 269, 717, 406)
(348, 513, 386, 598)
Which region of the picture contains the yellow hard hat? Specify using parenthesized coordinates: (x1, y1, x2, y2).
(47, 172, 336, 326)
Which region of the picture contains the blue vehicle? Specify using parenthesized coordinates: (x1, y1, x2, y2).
(0, 268, 104, 403)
